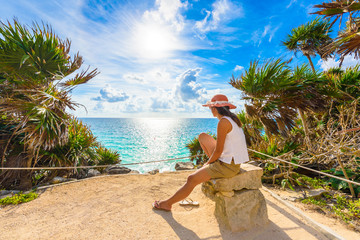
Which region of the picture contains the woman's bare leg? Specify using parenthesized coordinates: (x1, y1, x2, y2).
(156, 167, 211, 211)
(198, 132, 216, 157)
(154, 133, 215, 211)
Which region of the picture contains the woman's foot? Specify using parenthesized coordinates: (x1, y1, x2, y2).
(152, 200, 172, 211)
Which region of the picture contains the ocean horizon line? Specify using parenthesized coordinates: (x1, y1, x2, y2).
(79, 117, 215, 119)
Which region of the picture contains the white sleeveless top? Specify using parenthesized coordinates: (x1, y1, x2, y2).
(219, 116, 250, 164)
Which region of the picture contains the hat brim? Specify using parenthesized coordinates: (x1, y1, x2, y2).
(202, 103, 236, 109)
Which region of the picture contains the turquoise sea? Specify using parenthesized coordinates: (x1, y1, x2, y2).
(80, 118, 218, 173)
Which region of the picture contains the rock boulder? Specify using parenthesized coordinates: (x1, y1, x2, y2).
(148, 169, 159, 175)
(201, 163, 268, 232)
(87, 169, 101, 177)
(175, 162, 194, 171)
(214, 189, 268, 232)
(106, 166, 132, 175)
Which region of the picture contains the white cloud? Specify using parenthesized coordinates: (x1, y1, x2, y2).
(262, 25, 270, 38)
(234, 65, 244, 71)
(148, 68, 210, 113)
(92, 84, 130, 102)
(252, 23, 281, 46)
(195, 0, 244, 37)
(150, 88, 175, 112)
(286, 0, 297, 9)
(123, 96, 144, 113)
(318, 55, 360, 71)
(175, 68, 207, 102)
(263, 24, 281, 43)
(123, 74, 145, 83)
(143, 0, 187, 31)
(305, 4, 317, 15)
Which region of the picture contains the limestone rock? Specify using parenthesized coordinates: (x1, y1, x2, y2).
(0, 190, 11, 196)
(106, 166, 131, 174)
(87, 169, 101, 177)
(50, 177, 68, 184)
(148, 169, 159, 175)
(215, 189, 268, 232)
(202, 163, 263, 199)
(216, 191, 234, 198)
(130, 170, 140, 174)
(308, 189, 329, 198)
(201, 163, 268, 232)
(175, 162, 194, 171)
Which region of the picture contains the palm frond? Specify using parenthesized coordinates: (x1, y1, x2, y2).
(60, 67, 99, 88)
(282, 18, 333, 59)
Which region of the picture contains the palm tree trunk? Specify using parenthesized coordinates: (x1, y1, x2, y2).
(17, 156, 33, 190)
(305, 54, 316, 73)
(298, 109, 311, 149)
(339, 56, 344, 68)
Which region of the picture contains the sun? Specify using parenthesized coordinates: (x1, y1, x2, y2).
(132, 22, 179, 59)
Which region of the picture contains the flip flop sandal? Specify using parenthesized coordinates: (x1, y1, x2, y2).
(152, 201, 171, 212)
(179, 198, 199, 206)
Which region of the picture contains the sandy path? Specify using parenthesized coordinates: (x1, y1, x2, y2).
(1, 171, 359, 240)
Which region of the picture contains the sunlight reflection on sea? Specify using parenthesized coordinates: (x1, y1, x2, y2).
(80, 118, 217, 173)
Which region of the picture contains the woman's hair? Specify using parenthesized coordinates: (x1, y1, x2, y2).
(215, 106, 242, 128)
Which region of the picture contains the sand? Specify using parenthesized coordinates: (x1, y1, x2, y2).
(1, 171, 359, 240)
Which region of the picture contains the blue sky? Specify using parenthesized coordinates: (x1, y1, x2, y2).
(1, 0, 358, 118)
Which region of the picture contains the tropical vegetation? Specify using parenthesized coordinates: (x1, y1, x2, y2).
(186, 0, 360, 229)
(0, 19, 120, 191)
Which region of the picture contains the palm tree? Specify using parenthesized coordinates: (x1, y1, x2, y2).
(186, 133, 216, 166)
(230, 59, 327, 148)
(237, 110, 264, 146)
(313, 0, 360, 63)
(0, 19, 98, 189)
(323, 65, 360, 102)
(282, 18, 333, 73)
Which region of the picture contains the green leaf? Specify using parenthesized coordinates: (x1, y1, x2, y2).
(281, 179, 287, 189)
(19, 54, 30, 68)
(291, 159, 298, 169)
(288, 182, 295, 191)
(338, 181, 349, 190)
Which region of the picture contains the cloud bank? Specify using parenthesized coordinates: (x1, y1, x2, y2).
(92, 85, 130, 102)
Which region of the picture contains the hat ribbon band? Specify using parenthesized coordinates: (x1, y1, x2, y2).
(206, 100, 232, 105)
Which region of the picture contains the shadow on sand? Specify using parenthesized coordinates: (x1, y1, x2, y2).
(153, 197, 328, 240)
(153, 210, 221, 240)
(154, 209, 291, 240)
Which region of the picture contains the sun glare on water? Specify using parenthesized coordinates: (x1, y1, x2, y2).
(133, 23, 179, 59)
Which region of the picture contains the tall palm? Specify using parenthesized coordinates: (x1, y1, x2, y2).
(237, 110, 264, 146)
(313, 0, 360, 62)
(322, 65, 360, 104)
(0, 20, 98, 189)
(282, 18, 333, 73)
(230, 59, 327, 147)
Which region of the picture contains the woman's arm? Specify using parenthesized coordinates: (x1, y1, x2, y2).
(205, 118, 232, 165)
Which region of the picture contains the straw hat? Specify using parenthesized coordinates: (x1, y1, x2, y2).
(202, 94, 236, 109)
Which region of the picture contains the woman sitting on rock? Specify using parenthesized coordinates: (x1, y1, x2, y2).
(153, 94, 250, 211)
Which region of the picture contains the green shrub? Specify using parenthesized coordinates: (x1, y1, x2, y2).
(96, 146, 121, 166)
(301, 197, 327, 207)
(296, 174, 328, 189)
(301, 193, 360, 225)
(185, 133, 216, 166)
(0, 192, 38, 205)
(322, 168, 360, 195)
